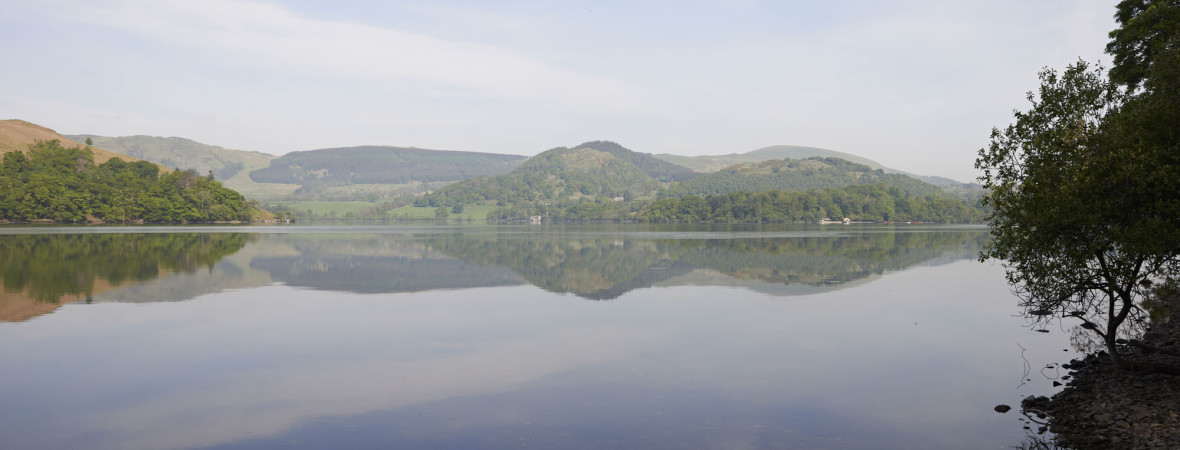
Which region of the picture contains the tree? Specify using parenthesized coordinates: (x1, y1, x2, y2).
(977, 56, 1180, 371)
(1106, 0, 1180, 91)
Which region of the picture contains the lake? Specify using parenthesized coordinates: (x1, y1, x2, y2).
(0, 224, 1074, 449)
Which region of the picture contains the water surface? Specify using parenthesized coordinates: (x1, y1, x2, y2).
(0, 224, 1073, 449)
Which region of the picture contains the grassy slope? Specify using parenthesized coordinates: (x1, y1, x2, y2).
(654, 145, 889, 173)
(0, 120, 166, 169)
(66, 134, 298, 200)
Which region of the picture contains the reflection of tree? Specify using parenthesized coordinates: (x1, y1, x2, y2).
(0, 233, 254, 303)
(666, 231, 986, 286)
(428, 229, 987, 300)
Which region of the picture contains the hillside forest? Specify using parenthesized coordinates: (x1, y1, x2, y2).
(0, 140, 261, 223)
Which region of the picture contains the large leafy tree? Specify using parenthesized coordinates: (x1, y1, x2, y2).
(1106, 0, 1180, 91)
(977, 1, 1180, 370)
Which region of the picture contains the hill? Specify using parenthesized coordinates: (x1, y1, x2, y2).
(419, 142, 667, 208)
(655, 145, 973, 187)
(248, 145, 528, 186)
(574, 141, 697, 182)
(64, 134, 282, 197)
(667, 156, 948, 198)
(0, 120, 162, 169)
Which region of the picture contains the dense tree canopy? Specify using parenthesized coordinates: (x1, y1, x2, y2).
(0, 140, 256, 223)
(637, 184, 982, 224)
(1107, 0, 1180, 91)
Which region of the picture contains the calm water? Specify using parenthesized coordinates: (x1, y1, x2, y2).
(0, 224, 1074, 449)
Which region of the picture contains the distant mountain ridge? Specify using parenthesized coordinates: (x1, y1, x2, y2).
(248, 145, 528, 186)
(655, 145, 973, 187)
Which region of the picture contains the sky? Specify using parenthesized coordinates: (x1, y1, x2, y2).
(0, 0, 1117, 182)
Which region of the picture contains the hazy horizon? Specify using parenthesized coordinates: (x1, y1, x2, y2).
(1, 0, 1115, 181)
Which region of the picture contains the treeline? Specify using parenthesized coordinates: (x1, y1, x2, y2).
(481, 183, 982, 223)
(638, 184, 984, 223)
(0, 140, 256, 223)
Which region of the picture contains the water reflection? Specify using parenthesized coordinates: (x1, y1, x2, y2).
(250, 235, 524, 293)
(0, 226, 1065, 450)
(0, 233, 254, 321)
(426, 229, 986, 299)
(0, 227, 988, 321)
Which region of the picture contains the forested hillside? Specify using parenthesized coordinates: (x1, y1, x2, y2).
(407, 143, 984, 224)
(667, 157, 948, 198)
(418, 145, 662, 208)
(249, 145, 527, 185)
(0, 140, 264, 223)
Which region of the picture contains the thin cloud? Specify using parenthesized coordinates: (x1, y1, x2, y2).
(50, 0, 666, 115)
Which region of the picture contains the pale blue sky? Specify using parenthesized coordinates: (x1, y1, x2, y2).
(1, 0, 1114, 181)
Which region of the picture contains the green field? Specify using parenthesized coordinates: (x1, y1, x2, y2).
(388, 204, 498, 221)
(286, 201, 376, 216)
(273, 202, 500, 221)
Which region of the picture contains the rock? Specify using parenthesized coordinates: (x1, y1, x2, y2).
(995, 404, 1012, 413)
(1022, 395, 1051, 411)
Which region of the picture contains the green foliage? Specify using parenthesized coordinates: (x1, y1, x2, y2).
(976, 58, 1180, 368)
(0, 140, 256, 223)
(1107, 0, 1180, 91)
(638, 184, 982, 224)
(248, 145, 526, 185)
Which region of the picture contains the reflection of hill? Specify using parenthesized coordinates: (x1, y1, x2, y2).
(427, 236, 694, 300)
(0, 233, 254, 321)
(0, 228, 990, 316)
(429, 229, 987, 300)
(251, 236, 524, 293)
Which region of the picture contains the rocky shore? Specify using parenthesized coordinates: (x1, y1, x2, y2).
(1021, 307, 1180, 449)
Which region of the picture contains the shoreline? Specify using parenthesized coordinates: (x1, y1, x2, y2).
(1030, 300, 1180, 449)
